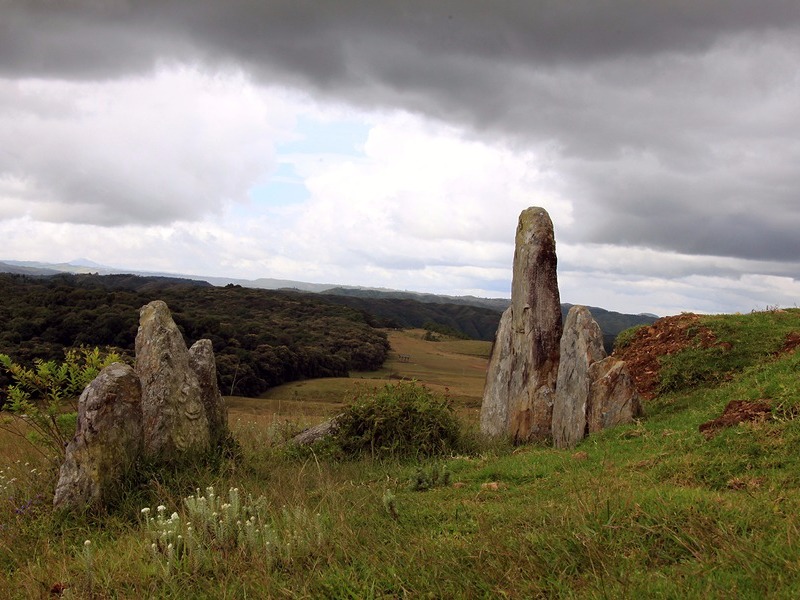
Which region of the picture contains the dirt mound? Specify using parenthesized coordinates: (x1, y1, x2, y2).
(777, 331, 800, 355)
(612, 313, 717, 399)
(699, 400, 772, 438)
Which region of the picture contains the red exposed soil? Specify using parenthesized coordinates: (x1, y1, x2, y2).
(698, 400, 772, 439)
(612, 313, 718, 399)
(777, 331, 800, 355)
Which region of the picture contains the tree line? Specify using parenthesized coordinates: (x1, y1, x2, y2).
(0, 273, 389, 399)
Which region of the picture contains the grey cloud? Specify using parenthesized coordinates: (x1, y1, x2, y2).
(4, 1, 800, 77)
(3, 0, 800, 265)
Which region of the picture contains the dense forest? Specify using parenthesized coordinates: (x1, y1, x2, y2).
(320, 293, 503, 340)
(322, 290, 658, 350)
(0, 273, 389, 398)
(0, 271, 659, 399)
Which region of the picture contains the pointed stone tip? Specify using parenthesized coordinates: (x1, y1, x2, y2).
(516, 207, 555, 245)
(139, 299, 170, 321)
(518, 206, 552, 226)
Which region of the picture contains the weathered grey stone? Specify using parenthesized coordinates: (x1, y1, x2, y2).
(552, 306, 607, 448)
(480, 207, 562, 442)
(53, 362, 142, 510)
(135, 300, 210, 459)
(290, 415, 343, 446)
(189, 339, 228, 446)
(480, 307, 514, 438)
(586, 356, 642, 433)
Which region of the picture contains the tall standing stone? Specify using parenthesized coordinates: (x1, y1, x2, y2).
(480, 207, 563, 442)
(189, 338, 228, 446)
(552, 306, 607, 448)
(53, 362, 142, 510)
(135, 300, 210, 460)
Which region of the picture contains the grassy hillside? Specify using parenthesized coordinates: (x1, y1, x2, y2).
(2, 310, 800, 597)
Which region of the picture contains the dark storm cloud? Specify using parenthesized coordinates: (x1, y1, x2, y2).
(3, 0, 800, 265)
(4, 1, 799, 77)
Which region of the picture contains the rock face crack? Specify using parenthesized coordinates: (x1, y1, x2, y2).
(135, 300, 210, 459)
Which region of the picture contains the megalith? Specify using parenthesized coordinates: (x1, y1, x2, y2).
(552, 306, 607, 448)
(480, 207, 562, 442)
(189, 338, 228, 446)
(53, 362, 142, 510)
(135, 300, 210, 459)
(586, 357, 642, 433)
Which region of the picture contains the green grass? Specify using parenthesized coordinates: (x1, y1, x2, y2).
(2, 316, 800, 597)
(658, 308, 800, 394)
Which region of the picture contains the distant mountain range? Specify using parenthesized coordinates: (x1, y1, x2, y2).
(0, 259, 658, 346)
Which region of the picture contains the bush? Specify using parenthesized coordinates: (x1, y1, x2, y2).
(330, 382, 462, 459)
(0, 347, 121, 463)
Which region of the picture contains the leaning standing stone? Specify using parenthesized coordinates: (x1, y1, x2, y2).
(552, 306, 607, 448)
(480, 207, 563, 442)
(136, 300, 210, 460)
(53, 362, 142, 511)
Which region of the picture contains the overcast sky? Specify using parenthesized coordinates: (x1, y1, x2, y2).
(2, 0, 799, 316)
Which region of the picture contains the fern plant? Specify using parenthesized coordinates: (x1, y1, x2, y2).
(0, 347, 122, 462)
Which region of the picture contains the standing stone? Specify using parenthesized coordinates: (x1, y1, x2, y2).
(586, 357, 642, 433)
(135, 300, 210, 460)
(189, 339, 228, 446)
(552, 306, 607, 448)
(480, 307, 514, 438)
(480, 207, 563, 442)
(53, 363, 142, 510)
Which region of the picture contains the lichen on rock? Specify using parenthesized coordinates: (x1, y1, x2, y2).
(53, 362, 142, 510)
(135, 300, 210, 460)
(480, 207, 562, 442)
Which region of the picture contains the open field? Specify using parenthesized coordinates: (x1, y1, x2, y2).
(2, 314, 800, 597)
(236, 329, 491, 424)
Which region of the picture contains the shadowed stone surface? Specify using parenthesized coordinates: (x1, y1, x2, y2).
(586, 357, 642, 433)
(480, 207, 562, 442)
(552, 306, 607, 449)
(480, 307, 514, 438)
(53, 362, 142, 510)
(135, 300, 210, 459)
(189, 339, 228, 446)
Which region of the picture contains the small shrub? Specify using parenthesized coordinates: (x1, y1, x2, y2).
(408, 463, 452, 491)
(0, 347, 122, 462)
(382, 489, 399, 520)
(331, 382, 462, 459)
